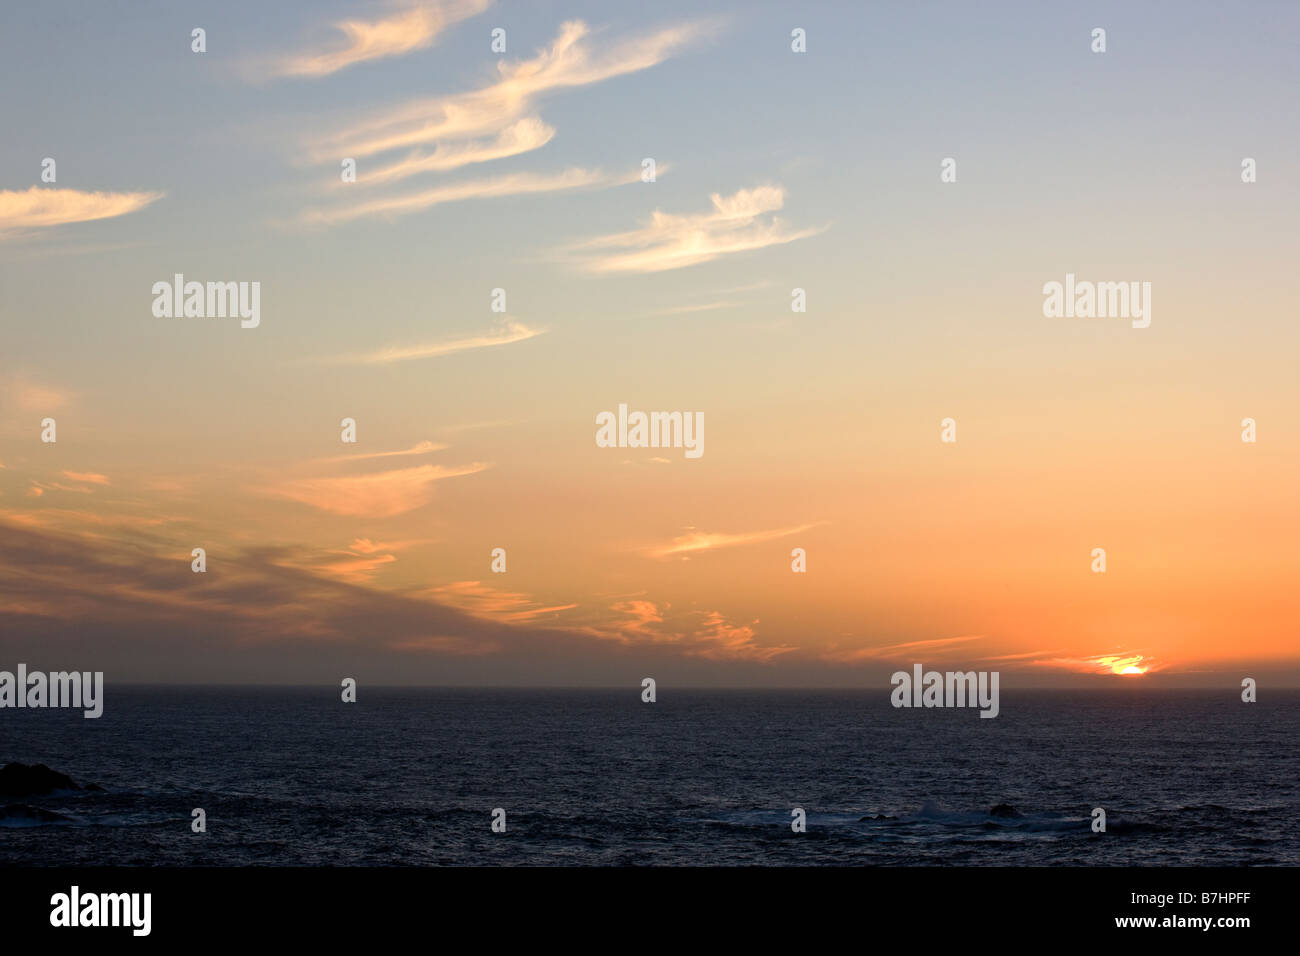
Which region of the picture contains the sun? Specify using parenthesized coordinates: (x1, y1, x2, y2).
(1118, 665, 1145, 676)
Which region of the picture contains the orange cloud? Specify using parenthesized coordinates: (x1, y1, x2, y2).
(427, 580, 579, 624)
(26, 481, 95, 496)
(271, 1, 491, 78)
(609, 598, 663, 636)
(8, 381, 73, 412)
(320, 551, 398, 583)
(590, 600, 793, 662)
(299, 537, 427, 583)
(350, 538, 397, 554)
(823, 634, 985, 664)
(688, 611, 788, 662)
(265, 462, 488, 517)
(316, 440, 446, 463)
(648, 522, 824, 558)
(0, 508, 169, 531)
(62, 471, 110, 485)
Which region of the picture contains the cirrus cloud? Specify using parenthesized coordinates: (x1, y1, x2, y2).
(308, 319, 545, 367)
(647, 521, 827, 558)
(267, 0, 492, 79)
(265, 462, 489, 517)
(0, 187, 161, 236)
(569, 185, 824, 274)
(303, 166, 641, 225)
(309, 19, 709, 162)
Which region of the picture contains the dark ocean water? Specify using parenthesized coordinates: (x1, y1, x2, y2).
(1, 688, 1296, 866)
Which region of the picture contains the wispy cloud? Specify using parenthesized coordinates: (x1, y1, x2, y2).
(588, 600, 792, 662)
(647, 522, 825, 558)
(228, 536, 426, 585)
(570, 185, 823, 274)
(361, 117, 556, 186)
(296, 18, 704, 224)
(643, 300, 744, 317)
(425, 580, 579, 625)
(690, 610, 786, 662)
(319, 550, 398, 583)
(310, 320, 545, 366)
(309, 19, 708, 162)
(823, 635, 985, 664)
(607, 598, 662, 637)
(62, 471, 110, 485)
(5, 380, 73, 412)
(978, 649, 1064, 662)
(303, 166, 639, 225)
(267, 0, 492, 79)
(0, 187, 161, 236)
(265, 462, 488, 517)
(316, 440, 446, 463)
(28, 480, 94, 496)
(0, 507, 170, 532)
(349, 537, 413, 554)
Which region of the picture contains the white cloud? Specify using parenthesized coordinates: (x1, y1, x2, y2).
(309, 19, 708, 161)
(304, 166, 637, 225)
(0, 187, 161, 237)
(309, 320, 545, 366)
(571, 186, 823, 273)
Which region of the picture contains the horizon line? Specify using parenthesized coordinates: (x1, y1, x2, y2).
(59, 682, 1300, 691)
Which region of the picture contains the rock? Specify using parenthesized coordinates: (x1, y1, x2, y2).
(0, 803, 72, 823)
(0, 763, 83, 798)
(989, 803, 1022, 818)
(858, 813, 894, 821)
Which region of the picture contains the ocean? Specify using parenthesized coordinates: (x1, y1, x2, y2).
(2, 688, 1296, 866)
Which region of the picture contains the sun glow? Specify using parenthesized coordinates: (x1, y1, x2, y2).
(1118, 665, 1146, 676)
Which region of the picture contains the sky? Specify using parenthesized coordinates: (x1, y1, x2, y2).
(1, 1, 1298, 687)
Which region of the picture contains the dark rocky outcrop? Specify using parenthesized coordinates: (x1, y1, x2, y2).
(989, 803, 1022, 818)
(0, 763, 83, 798)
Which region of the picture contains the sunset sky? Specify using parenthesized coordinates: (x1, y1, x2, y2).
(2, 1, 1298, 686)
